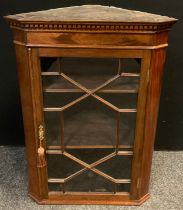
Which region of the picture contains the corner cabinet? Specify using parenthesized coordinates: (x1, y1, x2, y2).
(4, 5, 177, 205)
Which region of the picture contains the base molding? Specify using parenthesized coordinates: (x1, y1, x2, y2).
(28, 192, 150, 205)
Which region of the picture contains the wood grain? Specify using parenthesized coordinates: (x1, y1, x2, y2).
(7, 5, 176, 205)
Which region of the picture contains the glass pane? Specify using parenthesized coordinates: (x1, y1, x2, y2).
(44, 112, 61, 146)
(119, 112, 137, 146)
(65, 170, 114, 193)
(42, 76, 77, 90)
(48, 183, 62, 192)
(100, 76, 139, 92)
(47, 154, 83, 179)
(64, 97, 116, 146)
(97, 93, 138, 109)
(41, 57, 58, 72)
(118, 184, 130, 192)
(122, 58, 141, 73)
(43, 92, 83, 108)
(61, 57, 118, 89)
(96, 155, 132, 179)
(40, 57, 141, 74)
(67, 148, 114, 164)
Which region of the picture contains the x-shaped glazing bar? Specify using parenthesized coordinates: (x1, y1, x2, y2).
(44, 72, 137, 112)
(47, 150, 131, 184)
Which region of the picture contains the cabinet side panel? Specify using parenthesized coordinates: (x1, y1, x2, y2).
(14, 44, 41, 199)
(140, 48, 167, 196)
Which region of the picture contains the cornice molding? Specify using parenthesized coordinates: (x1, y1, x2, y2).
(7, 20, 176, 33)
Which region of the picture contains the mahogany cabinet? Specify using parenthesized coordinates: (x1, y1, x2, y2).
(4, 5, 177, 205)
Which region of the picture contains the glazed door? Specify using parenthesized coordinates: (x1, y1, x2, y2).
(37, 48, 150, 199)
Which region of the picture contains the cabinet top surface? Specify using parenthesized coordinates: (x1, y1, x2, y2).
(5, 5, 176, 23)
